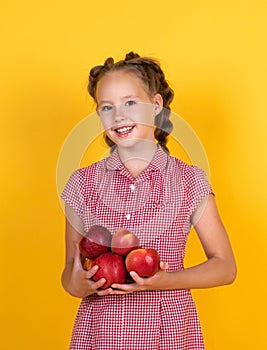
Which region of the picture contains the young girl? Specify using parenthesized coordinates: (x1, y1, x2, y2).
(61, 52, 236, 349)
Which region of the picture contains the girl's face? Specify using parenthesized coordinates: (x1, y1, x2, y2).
(95, 70, 162, 148)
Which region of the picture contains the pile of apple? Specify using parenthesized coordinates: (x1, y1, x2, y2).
(79, 225, 160, 289)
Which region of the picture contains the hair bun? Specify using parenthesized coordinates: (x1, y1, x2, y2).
(90, 65, 104, 78)
(124, 52, 140, 61)
(104, 57, 114, 68)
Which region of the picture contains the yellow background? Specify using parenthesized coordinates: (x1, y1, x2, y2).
(1, 1, 266, 349)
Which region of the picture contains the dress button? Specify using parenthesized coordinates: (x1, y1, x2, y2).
(125, 214, 131, 220)
(130, 184, 136, 190)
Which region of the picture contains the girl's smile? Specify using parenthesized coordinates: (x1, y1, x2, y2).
(113, 124, 135, 137)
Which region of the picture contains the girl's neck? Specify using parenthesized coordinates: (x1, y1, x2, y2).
(117, 141, 158, 179)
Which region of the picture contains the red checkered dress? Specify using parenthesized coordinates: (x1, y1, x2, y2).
(61, 146, 213, 350)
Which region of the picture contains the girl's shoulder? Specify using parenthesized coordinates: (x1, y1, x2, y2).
(168, 154, 198, 173)
(168, 155, 209, 185)
(169, 155, 190, 170)
(69, 157, 110, 188)
(76, 157, 109, 176)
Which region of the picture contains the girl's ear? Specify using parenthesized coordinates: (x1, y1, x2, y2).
(153, 93, 163, 116)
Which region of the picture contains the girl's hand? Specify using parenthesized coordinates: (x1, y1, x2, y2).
(65, 244, 108, 298)
(108, 261, 169, 295)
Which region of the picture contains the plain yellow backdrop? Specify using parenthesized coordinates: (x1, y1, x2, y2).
(1, 0, 266, 349)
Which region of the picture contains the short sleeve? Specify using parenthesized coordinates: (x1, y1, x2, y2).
(61, 169, 85, 221)
(185, 165, 214, 216)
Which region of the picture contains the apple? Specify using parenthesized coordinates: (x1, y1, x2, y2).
(92, 253, 127, 289)
(79, 225, 112, 259)
(111, 229, 140, 256)
(125, 248, 160, 277)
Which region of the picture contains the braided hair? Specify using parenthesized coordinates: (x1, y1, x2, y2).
(88, 52, 174, 153)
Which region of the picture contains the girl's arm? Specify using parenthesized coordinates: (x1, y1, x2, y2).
(159, 194, 236, 289)
(111, 195, 237, 293)
(61, 205, 108, 297)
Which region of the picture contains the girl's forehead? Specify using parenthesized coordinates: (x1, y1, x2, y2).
(96, 70, 149, 101)
(99, 70, 142, 86)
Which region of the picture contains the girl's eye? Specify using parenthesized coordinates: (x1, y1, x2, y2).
(101, 105, 113, 112)
(125, 100, 137, 107)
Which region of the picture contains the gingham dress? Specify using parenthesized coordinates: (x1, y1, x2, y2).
(61, 145, 213, 350)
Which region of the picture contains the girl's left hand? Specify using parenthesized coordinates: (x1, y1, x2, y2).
(102, 261, 169, 295)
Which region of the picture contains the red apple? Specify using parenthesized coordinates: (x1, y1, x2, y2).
(125, 248, 160, 277)
(92, 253, 127, 289)
(111, 229, 140, 256)
(79, 225, 111, 259)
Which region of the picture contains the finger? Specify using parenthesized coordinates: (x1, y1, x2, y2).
(92, 277, 106, 290)
(109, 289, 131, 295)
(84, 264, 99, 279)
(111, 283, 135, 291)
(129, 271, 145, 285)
(160, 261, 168, 270)
(96, 287, 113, 296)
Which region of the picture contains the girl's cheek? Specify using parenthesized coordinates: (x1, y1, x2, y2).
(134, 103, 155, 126)
(104, 127, 115, 140)
(101, 118, 113, 131)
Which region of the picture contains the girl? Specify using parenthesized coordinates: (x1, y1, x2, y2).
(61, 52, 236, 349)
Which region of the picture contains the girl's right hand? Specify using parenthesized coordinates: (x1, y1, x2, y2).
(62, 207, 113, 297)
(64, 244, 108, 298)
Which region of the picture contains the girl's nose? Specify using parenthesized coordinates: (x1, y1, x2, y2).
(114, 104, 126, 122)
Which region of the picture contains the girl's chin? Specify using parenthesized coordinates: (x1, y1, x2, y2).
(107, 135, 138, 148)
(115, 139, 138, 148)
(106, 130, 155, 148)
(112, 139, 156, 151)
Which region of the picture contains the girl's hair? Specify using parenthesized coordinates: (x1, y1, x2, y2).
(88, 51, 174, 153)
